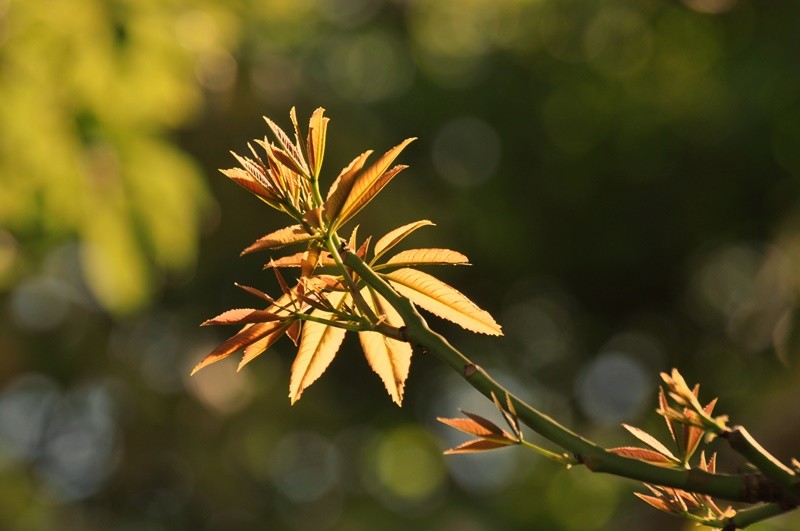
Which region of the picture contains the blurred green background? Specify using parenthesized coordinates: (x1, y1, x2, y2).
(1, 0, 799, 529)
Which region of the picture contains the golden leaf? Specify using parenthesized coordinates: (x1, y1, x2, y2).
(373, 220, 435, 261)
(323, 151, 372, 223)
(336, 138, 416, 226)
(437, 414, 510, 439)
(238, 322, 292, 371)
(622, 424, 678, 462)
(201, 308, 282, 326)
(191, 321, 282, 375)
(220, 167, 275, 203)
(385, 268, 502, 336)
(241, 225, 312, 255)
(263, 114, 308, 177)
(608, 447, 678, 467)
(358, 288, 412, 405)
(443, 438, 514, 455)
(288, 292, 349, 404)
(383, 248, 469, 268)
(634, 493, 674, 514)
(306, 107, 329, 178)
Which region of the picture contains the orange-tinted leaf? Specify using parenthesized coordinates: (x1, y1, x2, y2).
(385, 268, 502, 335)
(383, 248, 469, 268)
(373, 220, 435, 262)
(608, 447, 678, 466)
(288, 292, 348, 404)
(301, 244, 322, 278)
(267, 252, 335, 269)
(307, 107, 329, 178)
(659, 387, 678, 445)
(323, 151, 372, 223)
(634, 493, 674, 514)
(438, 416, 509, 439)
(238, 321, 291, 371)
(443, 438, 514, 455)
(192, 322, 278, 375)
(339, 164, 409, 227)
(201, 308, 282, 326)
(358, 288, 412, 405)
(241, 225, 312, 255)
(220, 167, 274, 202)
(263, 115, 308, 176)
(337, 138, 416, 225)
(622, 424, 678, 462)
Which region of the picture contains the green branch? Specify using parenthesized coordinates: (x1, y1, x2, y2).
(339, 246, 797, 506)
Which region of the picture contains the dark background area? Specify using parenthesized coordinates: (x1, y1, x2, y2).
(1, 0, 799, 529)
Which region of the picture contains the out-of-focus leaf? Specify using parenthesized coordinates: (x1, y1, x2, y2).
(382, 248, 469, 268)
(241, 225, 312, 255)
(336, 138, 416, 226)
(289, 292, 348, 404)
(385, 268, 502, 335)
(608, 446, 679, 467)
(442, 438, 514, 455)
(373, 220, 435, 261)
(358, 288, 411, 405)
(306, 107, 329, 178)
(323, 151, 372, 223)
(268, 252, 335, 268)
(622, 424, 678, 462)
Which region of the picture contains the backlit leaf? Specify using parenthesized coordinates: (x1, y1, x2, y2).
(373, 220, 435, 261)
(238, 322, 292, 371)
(306, 107, 329, 178)
(382, 248, 469, 268)
(323, 151, 372, 223)
(443, 438, 514, 455)
(201, 308, 282, 326)
(337, 138, 416, 226)
(264, 114, 308, 177)
(289, 292, 348, 404)
(634, 493, 674, 514)
(622, 424, 678, 462)
(438, 415, 510, 439)
(608, 447, 678, 467)
(220, 167, 274, 202)
(241, 225, 312, 255)
(385, 268, 502, 335)
(358, 288, 412, 405)
(192, 322, 281, 375)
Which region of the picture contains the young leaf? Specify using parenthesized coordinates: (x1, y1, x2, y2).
(385, 268, 502, 336)
(238, 322, 292, 371)
(201, 308, 283, 326)
(323, 151, 372, 223)
(438, 414, 510, 439)
(358, 288, 412, 405)
(192, 322, 281, 375)
(306, 107, 329, 178)
(373, 220, 435, 262)
(241, 225, 312, 255)
(336, 138, 416, 226)
(220, 167, 275, 203)
(442, 438, 515, 455)
(608, 447, 679, 467)
(622, 424, 679, 462)
(288, 292, 349, 404)
(263, 114, 308, 177)
(381, 248, 469, 269)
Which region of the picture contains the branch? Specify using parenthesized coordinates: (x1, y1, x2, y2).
(340, 246, 797, 505)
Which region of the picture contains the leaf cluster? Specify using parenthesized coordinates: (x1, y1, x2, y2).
(194, 108, 502, 405)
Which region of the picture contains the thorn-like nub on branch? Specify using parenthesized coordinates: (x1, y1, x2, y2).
(464, 363, 478, 378)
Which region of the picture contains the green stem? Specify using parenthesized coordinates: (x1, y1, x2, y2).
(325, 233, 378, 323)
(722, 426, 800, 501)
(339, 247, 783, 503)
(723, 503, 799, 529)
